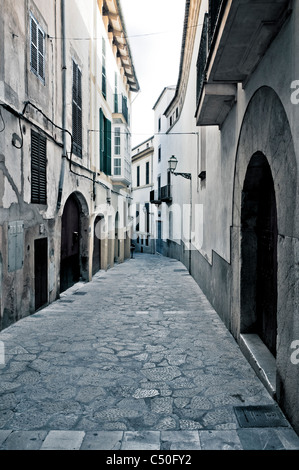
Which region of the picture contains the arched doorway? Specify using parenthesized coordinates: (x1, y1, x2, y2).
(241, 153, 278, 357)
(60, 194, 80, 293)
(93, 215, 104, 275)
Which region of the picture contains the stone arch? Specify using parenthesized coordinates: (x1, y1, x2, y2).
(60, 191, 90, 292)
(231, 86, 298, 429)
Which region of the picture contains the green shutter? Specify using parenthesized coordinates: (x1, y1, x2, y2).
(106, 118, 111, 176)
(99, 108, 104, 171)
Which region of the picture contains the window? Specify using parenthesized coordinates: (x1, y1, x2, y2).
(72, 60, 82, 157)
(158, 146, 161, 163)
(30, 13, 45, 83)
(145, 203, 150, 233)
(99, 109, 111, 175)
(114, 127, 121, 155)
(137, 165, 140, 187)
(102, 38, 106, 99)
(146, 161, 150, 185)
(114, 158, 121, 176)
(158, 117, 161, 132)
(31, 130, 47, 204)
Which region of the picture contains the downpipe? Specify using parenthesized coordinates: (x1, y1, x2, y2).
(57, 0, 67, 211)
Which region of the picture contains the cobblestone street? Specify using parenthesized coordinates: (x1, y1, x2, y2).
(0, 254, 299, 450)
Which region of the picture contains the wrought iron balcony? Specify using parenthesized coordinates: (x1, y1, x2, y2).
(160, 184, 172, 203)
(150, 189, 161, 204)
(196, 0, 291, 127)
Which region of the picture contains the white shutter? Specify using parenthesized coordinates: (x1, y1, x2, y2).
(30, 16, 38, 74)
(30, 13, 45, 83)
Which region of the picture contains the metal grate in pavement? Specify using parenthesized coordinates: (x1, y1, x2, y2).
(234, 405, 289, 428)
(73, 291, 88, 296)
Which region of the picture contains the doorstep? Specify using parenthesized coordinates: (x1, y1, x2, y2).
(239, 333, 276, 399)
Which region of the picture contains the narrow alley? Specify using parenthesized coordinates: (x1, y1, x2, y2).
(0, 254, 298, 450)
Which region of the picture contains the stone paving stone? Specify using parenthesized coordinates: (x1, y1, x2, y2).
(0, 431, 48, 450)
(237, 428, 299, 450)
(40, 431, 85, 450)
(0, 254, 299, 450)
(199, 430, 243, 450)
(0, 430, 12, 447)
(120, 431, 161, 450)
(81, 431, 123, 450)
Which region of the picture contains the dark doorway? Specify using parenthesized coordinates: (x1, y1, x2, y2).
(93, 216, 103, 275)
(156, 220, 162, 254)
(60, 195, 80, 293)
(34, 238, 48, 310)
(241, 153, 278, 357)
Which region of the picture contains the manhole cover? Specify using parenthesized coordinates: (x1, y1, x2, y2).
(59, 299, 74, 303)
(73, 291, 88, 295)
(234, 405, 289, 428)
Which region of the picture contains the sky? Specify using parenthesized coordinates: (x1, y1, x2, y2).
(120, 0, 186, 148)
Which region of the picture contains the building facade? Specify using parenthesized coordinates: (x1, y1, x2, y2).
(131, 136, 155, 253)
(148, 0, 299, 434)
(0, 0, 139, 329)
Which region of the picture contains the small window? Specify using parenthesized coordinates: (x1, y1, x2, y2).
(31, 130, 47, 204)
(158, 146, 161, 163)
(30, 13, 45, 83)
(158, 117, 161, 132)
(146, 161, 150, 185)
(114, 158, 121, 176)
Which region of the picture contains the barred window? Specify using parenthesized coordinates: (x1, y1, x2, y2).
(30, 13, 45, 83)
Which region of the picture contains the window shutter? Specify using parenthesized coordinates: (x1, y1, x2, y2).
(106, 118, 111, 176)
(72, 61, 82, 157)
(99, 108, 104, 171)
(31, 130, 47, 204)
(30, 17, 38, 75)
(38, 28, 45, 80)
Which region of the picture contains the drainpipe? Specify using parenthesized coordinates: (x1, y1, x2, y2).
(57, 0, 67, 211)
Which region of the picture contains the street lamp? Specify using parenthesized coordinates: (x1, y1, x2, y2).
(168, 155, 193, 273)
(168, 155, 191, 180)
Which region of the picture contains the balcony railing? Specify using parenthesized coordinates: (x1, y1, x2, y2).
(208, 0, 226, 47)
(195, 0, 290, 127)
(196, 13, 209, 104)
(150, 189, 161, 204)
(114, 94, 129, 124)
(160, 184, 172, 203)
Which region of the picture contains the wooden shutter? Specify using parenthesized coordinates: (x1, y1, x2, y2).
(72, 61, 82, 157)
(105, 118, 111, 176)
(31, 130, 47, 204)
(99, 108, 104, 171)
(38, 27, 45, 81)
(30, 16, 38, 75)
(30, 14, 45, 83)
